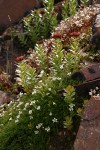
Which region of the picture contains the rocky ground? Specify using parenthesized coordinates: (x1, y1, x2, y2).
(0, 1, 100, 149)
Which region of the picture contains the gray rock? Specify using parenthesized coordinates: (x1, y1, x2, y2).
(0, 90, 14, 105)
(90, 12, 100, 49)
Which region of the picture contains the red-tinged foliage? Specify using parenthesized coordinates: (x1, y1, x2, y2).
(52, 33, 62, 38)
(69, 32, 80, 37)
(36, 40, 43, 44)
(16, 56, 24, 62)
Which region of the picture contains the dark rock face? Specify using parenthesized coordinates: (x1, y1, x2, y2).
(90, 12, 100, 49)
(89, 0, 100, 5)
(0, 0, 62, 34)
(74, 96, 100, 150)
(77, 0, 100, 7)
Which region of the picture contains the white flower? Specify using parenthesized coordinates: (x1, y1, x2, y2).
(19, 111, 22, 115)
(45, 127, 50, 132)
(0, 124, 3, 126)
(9, 112, 12, 116)
(36, 123, 43, 129)
(89, 92, 92, 96)
(96, 87, 99, 90)
(60, 65, 63, 69)
(16, 77, 22, 83)
(29, 110, 32, 114)
(27, 77, 31, 80)
(19, 92, 23, 97)
(9, 117, 12, 121)
(92, 90, 96, 94)
(17, 104, 20, 108)
(48, 88, 51, 91)
(19, 101, 23, 105)
(15, 69, 21, 74)
(23, 107, 26, 111)
(39, 14, 42, 18)
(17, 115, 20, 119)
(9, 101, 13, 105)
(30, 116, 33, 120)
(0, 104, 4, 108)
(67, 72, 71, 76)
(49, 112, 52, 116)
(18, 101, 23, 106)
(25, 103, 29, 108)
(46, 93, 50, 95)
(36, 106, 41, 110)
(57, 77, 61, 80)
(89, 56, 94, 60)
(52, 118, 58, 123)
(69, 103, 75, 111)
(53, 102, 56, 105)
(30, 101, 36, 105)
(32, 89, 37, 95)
(38, 70, 44, 78)
(55, 54, 58, 58)
(34, 131, 39, 134)
(1, 104, 4, 108)
(52, 77, 57, 81)
(15, 119, 19, 123)
(39, 80, 42, 83)
(44, 0, 48, 3)
(84, 62, 88, 66)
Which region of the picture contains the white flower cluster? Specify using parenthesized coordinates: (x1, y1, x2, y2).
(89, 87, 99, 96)
(69, 103, 75, 111)
(15, 110, 23, 123)
(29, 110, 32, 114)
(17, 101, 23, 108)
(52, 77, 62, 81)
(38, 70, 44, 78)
(36, 123, 43, 129)
(52, 118, 58, 123)
(45, 126, 50, 132)
(34, 123, 50, 134)
(34, 130, 39, 134)
(32, 89, 37, 95)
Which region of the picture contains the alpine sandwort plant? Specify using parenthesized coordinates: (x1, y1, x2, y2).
(0, 37, 82, 149)
(19, 0, 58, 47)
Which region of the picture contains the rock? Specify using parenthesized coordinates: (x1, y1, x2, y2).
(90, 12, 100, 49)
(74, 96, 100, 150)
(0, 0, 41, 29)
(74, 78, 100, 97)
(0, 90, 14, 105)
(89, 0, 100, 5)
(72, 63, 100, 81)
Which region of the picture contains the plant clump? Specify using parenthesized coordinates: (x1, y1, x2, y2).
(0, 36, 84, 149)
(0, 1, 100, 150)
